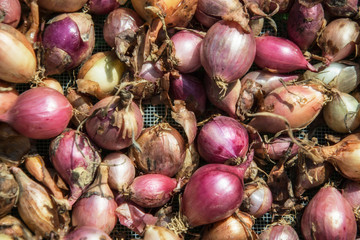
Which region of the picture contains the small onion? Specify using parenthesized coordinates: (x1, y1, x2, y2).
(37, 0, 88, 12)
(0, 81, 18, 114)
(0, 163, 18, 218)
(241, 181, 273, 218)
(254, 136, 299, 161)
(144, 225, 183, 240)
(0, 215, 33, 239)
(38, 78, 64, 95)
(0, 0, 21, 27)
(88, 0, 120, 15)
(323, 91, 360, 133)
(138, 61, 163, 82)
(323, 0, 358, 17)
(259, 225, 299, 240)
(64, 226, 111, 240)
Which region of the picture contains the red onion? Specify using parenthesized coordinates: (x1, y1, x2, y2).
(197, 116, 249, 164)
(254, 136, 299, 161)
(88, 0, 120, 15)
(170, 73, 206, 116)
(0, 81, 18, 114)
(342, 180, 360, 209)
(200, 20, 256, 92)
(301, 185, 357, 240)
(85, 91, 144, 151)
(318, 18, 360, 64)
(241, 70, 299, 95)
(104, 152, 135, 192)
(241, 181, 273, 218)
(254, 35, 316, 73)
(64, 226, 111, 240)
(259, 225, 299, 239)
(103, 8, 143, 48)
(50, 129, 101, 207)
(171, 30, 203, 73)
(127, 174, 177, 208)
(43, 13, 95, 75)
(181, 150, 254, 227)
(287, 1, 324, 50)
(0, 0, 21, 27)
(0, 87, 73, 139)
(72, 165, 117, 234)
(138, 61, 163, 82)
(323, 0, 358, 17)
(38, 0, 87, 12)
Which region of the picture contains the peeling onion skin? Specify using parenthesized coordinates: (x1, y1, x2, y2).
(259, 225, 299, 240)
(241, 181, 273, 218)
(0, 0, 21, 28)
(38, 0, 88, 12)
(0, 163, 18, 218)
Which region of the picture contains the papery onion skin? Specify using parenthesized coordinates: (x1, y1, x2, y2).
(0, 23, 36, 83)
(301, 185, 357, 240)
(287, 1, 324, 50)
(144, 225, 183, 240)
(0, 87, 73, 139)
(0, 163, 18, 218)
(0, 0, 21, 27)
(64, 226, 112, 240)
(88, 0, 120, 15)
(269, 0, 295, 13)
(323, 0, 358, 17)
(254, 136, 299, 161)
(318, 18, 360, 64)
(0, 81, 18, 115)
(241, 181, 272, 218)
(259, 225, 299, 240)
(138, 61, 163, 82)
(201, 20, 256, 88)
(103, 8, 143, 48)
(38, 0, 88, 12)
(66, 88, 93, 127)
(0, 215, 33, 239)
(171, 30, 203, 73)
(254, 35, 316, 73)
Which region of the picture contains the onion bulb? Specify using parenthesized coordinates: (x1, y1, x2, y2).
(0, 81, 18, 114)
(0, 163, 18, 218)
(37, 0, 88, 12)
(144, 225, 183, 240)
(0, 0, 21, 27)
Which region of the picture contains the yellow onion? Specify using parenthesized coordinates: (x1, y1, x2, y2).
(0, 23, 36, 83)
(37, 78, 64, 95)
(143, 225, 183, 240)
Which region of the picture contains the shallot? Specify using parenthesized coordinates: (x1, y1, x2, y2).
(88, 0, 120, 15)
(0, 81, 18, 114)
(241, 180, 272, 218)
(342, 180, 360, 210)
(37, 0, 88, 12)
(144, 225, 183, 240)
(323, 0, 358, 17)
(0, 0, 21, 27)
(259, 224, 299, 239)
(0, 163, 18, 218)
(0, 215, 33, 239)
(64, 226, 112, 240)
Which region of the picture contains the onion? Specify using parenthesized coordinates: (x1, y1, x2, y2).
(323, 91, 360, 133)
(287, 1, 324, 50)
(11, 167, 61, 237)
(49, 129, 101, 207)
(64, 226, 111, 240)
(268, 0, 295, 13)
(342, 180, 360, 210)
(249, 84, 324, 133)
(0, 87, 73, 139)
(77, 51, 126, 99)
(254, 136, 299, 161)
(241, 180, 272, 218)
(254, 35, 316, 73)
(244, 161, 259, 182)
(181, 150, 254, 227)
(138, 61, 163, 82)
(0, 215, 33, 239)
(37, 0, 87, 12)
(103, 8, 143, 48)
(201, 211, 257, 240)
(0, 81, 18, 114)
(317, 18, 360, 64)
(72, 165, 117, 234)
(323, 0, 358, 17)
(241, 70, 299, 95)
(301, 185, 357, 240)
(131, 0, 197, 27)
(303, 62, 360, 93)
(0, 163, 18, 218)
(43, 13, 95, 76)
(129, 123, 186, 177)
(259, 225, 299, 239)
(201, 20, 256, 92)
(171, 30, 203, 73)
(88, 0, 120, 15)
(37, 78, 64, 95)
(85, 91, 143, 150)
(104, 152, 135, 192)
(0, 0, 21, 27)
(197, 116, 249, 164)
(0, 23, 36, 83)
(170, 73, 206, 116)
(144, 225, 183, 240)
(66, 88, 93, 127)
(127, 174, 177, 208)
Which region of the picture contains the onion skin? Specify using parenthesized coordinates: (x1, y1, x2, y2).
(0, 0, 21, 27)
(144, 225, 183, 240)
(318, 18, 360, 64)
(249, 85, 324, 133)
(0, 215, 33, 239)
(342, 180, 360, 210)
(88, 0, 120, 15)
(254, 136, 299, 161)
(259, 225, 299, 240)
(287, 1, 324, 50)
(38, 78, 64, 95)
(0, 87, 73, 139)
(103, 8, 143, 48)
(38, 0, 87, 12)
(64, 226, 112, 240)
(0, 81, 18, 115)
(197, 116, 249, 164)
(301, 185, 357, 240)
(0, 23, 36, 83)
(0, 163, 18, 218)
(254, 35, 316, 73)
(323, 0, 358, 17)
(66, 88, 93, 127)
(241, 181, 272, 218)
(201, 20, 256, 88)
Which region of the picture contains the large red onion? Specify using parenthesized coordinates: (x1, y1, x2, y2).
(85, 91, 143, 151)
(72, 165, 117, 234)
(49, 129, 101, 207)
(323, 0, 358, 17)
(241, 181, 273, 218)
(170, 73, 206, 116)
(103, 8, 143, 48)
(0, 81, 18, 115)
(255, 35, 316, 73)
(301, 185, 357, 239)
(287, 1, 324, 50)
(0, 0, 21, 27)
(0, 87, 72, 139)
(181, 150, 254, 227)
(88, 0, 120, 15)
(171, 30, 203, 73)
(200, 20, 256, 92)
(197, 116, 249, 164)
(64, 226, 112, 240)
(43, 13, 95, 75)
(259, 225, 299, 239)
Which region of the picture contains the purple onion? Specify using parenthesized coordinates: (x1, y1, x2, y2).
(259, 225, 299, 239)
(88, 0, 120, 15)
(287, 1, 324, 50)
(197, 116, 249, 163)
(170, 74, 206, 116)
(43, 13, 95, 76)
(323, 0, 358, 17)
(64, 226, 112, 240)
(138, 61, 163, 82)
(241, 181, 273, 218)
(342, 180, 360, 209)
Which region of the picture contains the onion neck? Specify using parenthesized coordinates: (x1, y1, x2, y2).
(235, 149, 254, 178)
